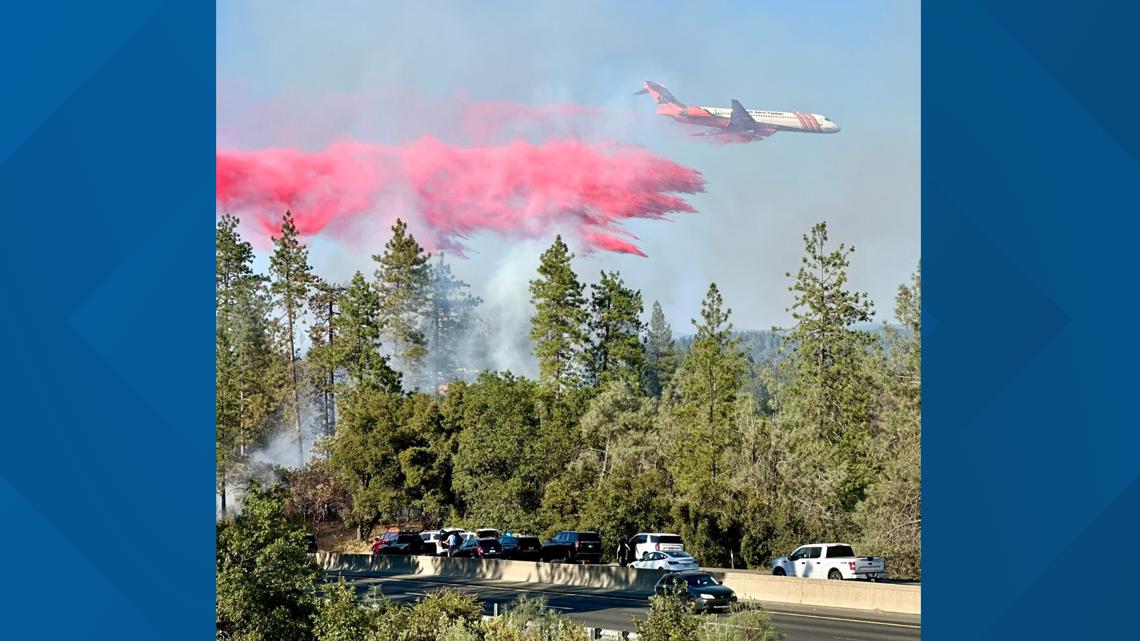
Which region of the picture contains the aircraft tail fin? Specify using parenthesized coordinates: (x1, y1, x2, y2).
(634, 81, 685, 107)
(729, 99, 757, 128)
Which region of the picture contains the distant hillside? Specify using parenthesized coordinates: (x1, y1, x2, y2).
(676, 324, 899, 369)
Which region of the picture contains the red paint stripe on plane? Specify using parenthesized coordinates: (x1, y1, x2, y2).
(806, 113, 822, 132)
(793, 112, 808, 130)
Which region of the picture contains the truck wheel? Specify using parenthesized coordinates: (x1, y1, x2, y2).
(773, 567, 786, 576)
(828, 569, 843, 580)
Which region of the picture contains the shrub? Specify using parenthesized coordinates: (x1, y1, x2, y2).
(400, 589, 484, 641)
(696, 606, 781, 641)
(494, 595, 589, 641)
(634, 594, 702, 641)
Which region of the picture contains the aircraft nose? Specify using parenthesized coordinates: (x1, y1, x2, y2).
(830, 121, 841, 133)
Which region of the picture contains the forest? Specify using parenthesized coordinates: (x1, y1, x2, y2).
(216, 213, 921, 579)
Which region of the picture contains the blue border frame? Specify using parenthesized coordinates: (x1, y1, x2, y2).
(0, 2, 213, 638)
(924, 1, 1139, 639)
(4, 1, 1138, 638)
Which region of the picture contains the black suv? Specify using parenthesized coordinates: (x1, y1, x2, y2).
(375, 532, 425, 555)
(456, 537, 503, 559)
(540, 530, 602, 563)
(653, 571, 737, 613)
(500, 534, 543, 561)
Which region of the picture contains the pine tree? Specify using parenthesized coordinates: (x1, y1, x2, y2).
(528, 236, 588, 391)
(426, 253, 482, 391)
(857, 263, 921, 577)
(269, 211, 316, 465)
(778, 221, 878, 512)
(216, 216, 279, 517)
(337, 272, 402, 393)
(373, 219, 432, 383)
(307, 277, 344, 437)
(665, 283, 748, 490)
(643, 301, 679, 396)
(586, 270, 646, 388)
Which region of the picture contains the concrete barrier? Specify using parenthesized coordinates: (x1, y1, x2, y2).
(315, 553, 920, 615)
(316, 552, 663, 595)
(707, 569, 920, 615)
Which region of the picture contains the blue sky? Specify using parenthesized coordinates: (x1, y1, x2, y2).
(217, 0, 919, 371)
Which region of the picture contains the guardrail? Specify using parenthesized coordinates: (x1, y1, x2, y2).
(314, 553, 920, 615)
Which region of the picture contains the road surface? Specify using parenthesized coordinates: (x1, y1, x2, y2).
(329, 574, 920, 641)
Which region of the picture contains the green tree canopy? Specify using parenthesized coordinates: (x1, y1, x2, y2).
(587, 270, 646, 388)
(643, 301, 679, 397)
(269, 210, 316, 463)
(373, 218, 431, 380)
(777, 221, 878, 512)
(529, 236, 587, 392)
(216, 216, 280, 517)
(216, 481, 319, 641)
(337, 271, 402, 393)
(665, 283, 748, 492)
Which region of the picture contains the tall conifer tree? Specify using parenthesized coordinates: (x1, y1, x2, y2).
(373, 219, 431, 383)
(528, 236, 587, 391)
(269, 211, 315, 464)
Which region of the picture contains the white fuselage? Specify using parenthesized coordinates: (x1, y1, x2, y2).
(700, 106, 840, 133)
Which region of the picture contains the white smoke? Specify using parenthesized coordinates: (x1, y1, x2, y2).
(479, 240, 543, 377)
(217, 379, 329, 519)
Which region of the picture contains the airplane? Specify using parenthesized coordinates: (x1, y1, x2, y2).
(634, 81, 840, 140)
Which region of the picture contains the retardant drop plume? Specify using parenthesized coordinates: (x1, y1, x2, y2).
(216, 137, 705, 256)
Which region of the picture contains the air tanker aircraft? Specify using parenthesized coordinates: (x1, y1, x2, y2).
(635, 81, 840, 140)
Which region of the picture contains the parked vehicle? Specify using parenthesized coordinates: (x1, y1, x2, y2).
(437, 528, 465, 555)
(375, 531, 425, 555)
(500, 534, 543, 561)
(371, 532, 394, 554)
(456, 537, 504, 559)
(631, 532, 684, 560)
(474, 528, 502, 540)
(652, 571, 737, 613)
(771, 543, 887, 580)
(541, 530, 603, 563)
(420, 530, 442, 555)
(631, 550, 699, 571)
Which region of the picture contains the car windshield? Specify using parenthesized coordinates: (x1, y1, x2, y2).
(684, 574, 719, 587)
(577, 532, 600, 541)
(828, 545, 855, 558)
(657, 535, 683, 544)
(398, 535, 419, 544)
(665, 551, 692, 559)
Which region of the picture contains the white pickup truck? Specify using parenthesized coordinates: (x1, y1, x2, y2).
(771, 543, 886, 581)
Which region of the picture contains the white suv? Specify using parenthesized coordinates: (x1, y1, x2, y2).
(631, 532, 684, 561)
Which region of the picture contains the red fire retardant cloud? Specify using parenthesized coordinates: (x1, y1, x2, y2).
(216, 137, 705, 256)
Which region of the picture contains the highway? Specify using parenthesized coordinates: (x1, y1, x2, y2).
(331, 574, 921, 641)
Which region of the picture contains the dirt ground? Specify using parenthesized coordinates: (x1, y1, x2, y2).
(314, 520, 372, 553)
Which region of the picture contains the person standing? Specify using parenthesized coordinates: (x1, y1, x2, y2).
(447, 531, 460, 558)
(617, 536, 632, 567)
